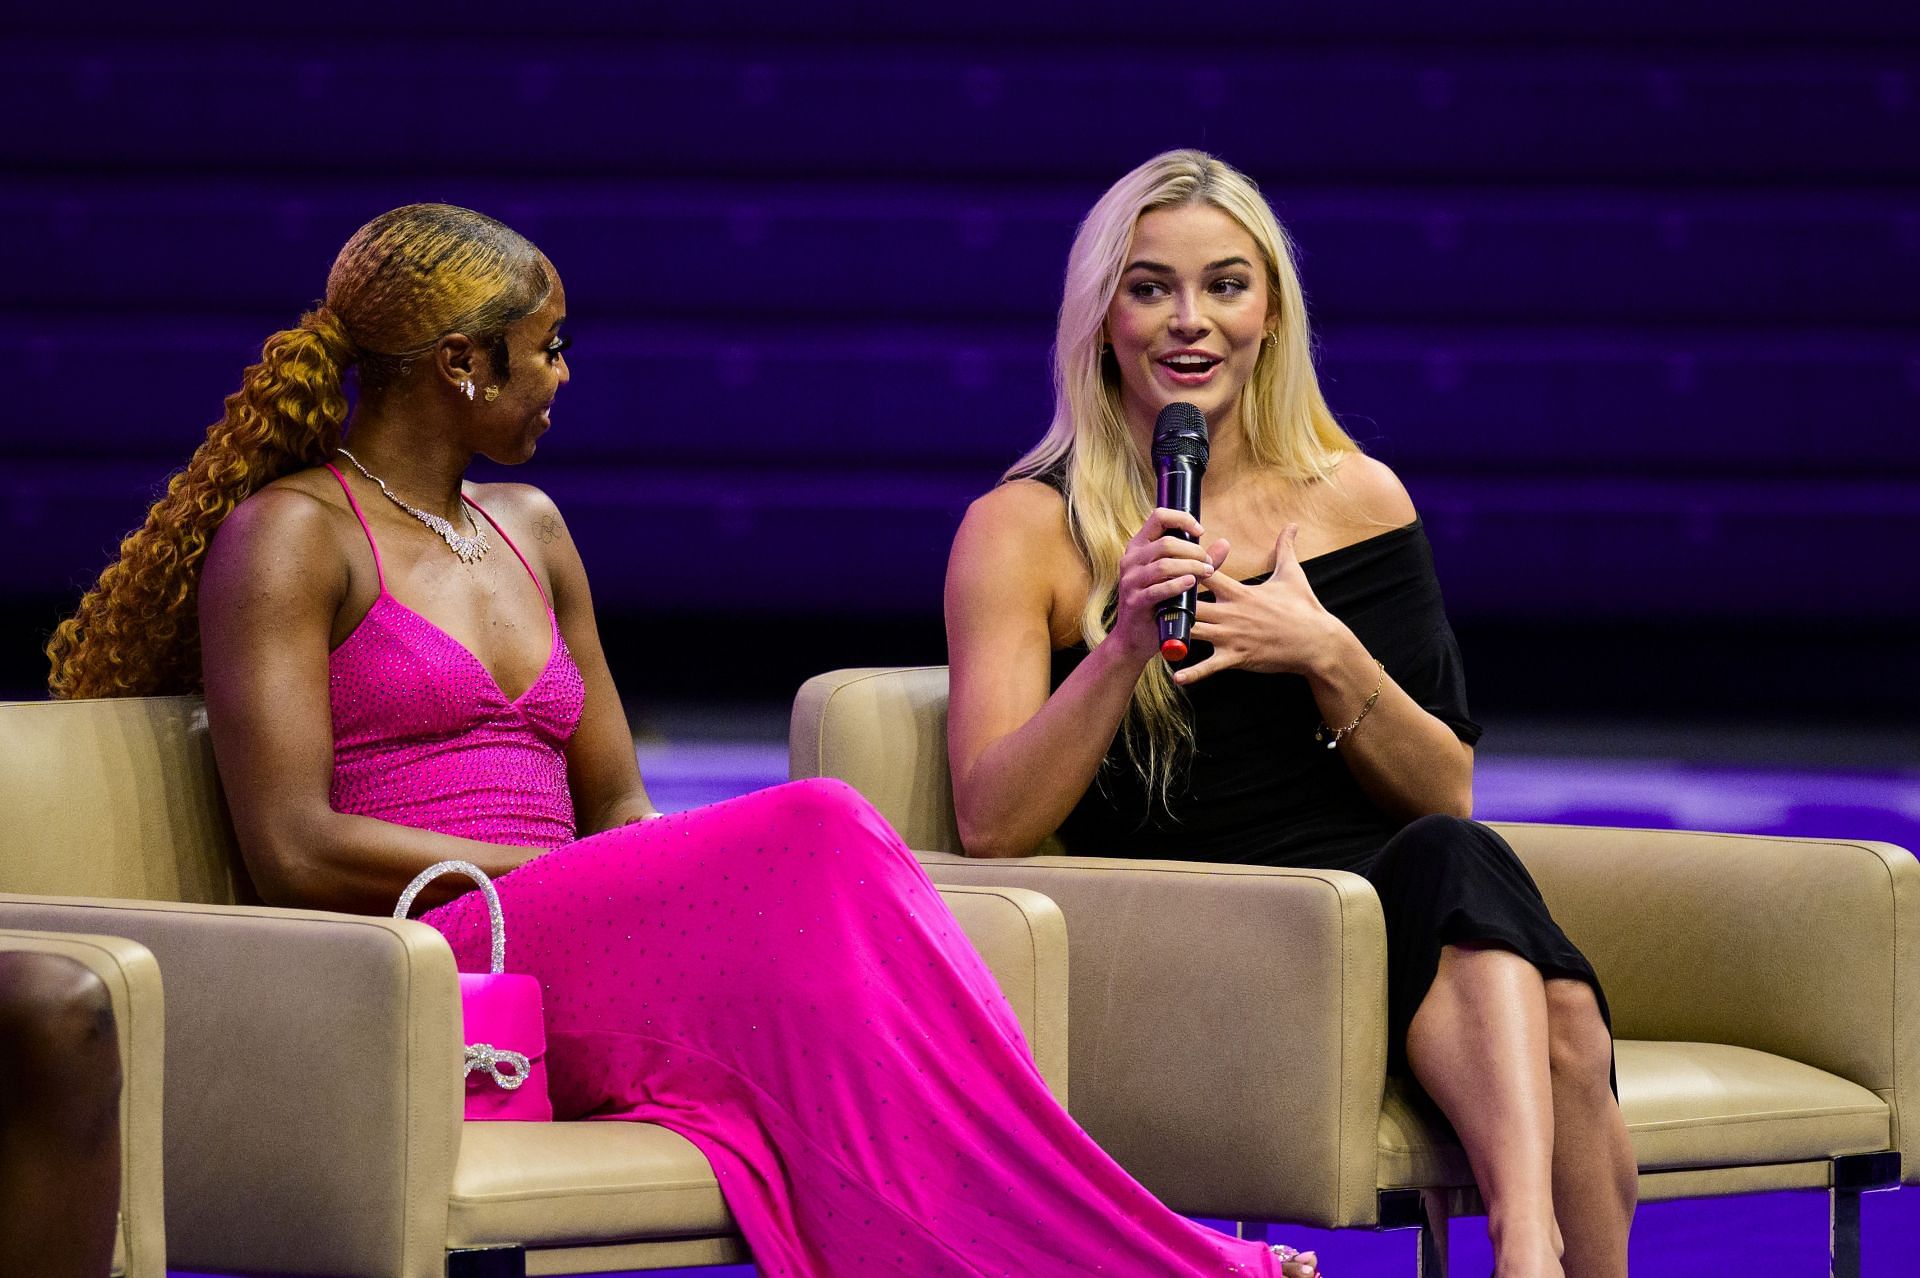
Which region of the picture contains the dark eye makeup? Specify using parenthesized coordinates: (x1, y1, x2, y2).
(1124, 277, 1249, 300)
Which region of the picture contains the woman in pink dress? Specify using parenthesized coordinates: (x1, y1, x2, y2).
(46, 203, 1321, 1278)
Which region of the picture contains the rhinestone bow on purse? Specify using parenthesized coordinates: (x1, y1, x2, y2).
(394, 861, 553, 1121)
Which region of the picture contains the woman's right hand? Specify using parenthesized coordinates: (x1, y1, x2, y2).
(1111, 507, 1231, 663)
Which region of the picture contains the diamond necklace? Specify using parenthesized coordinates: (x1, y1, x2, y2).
(334, 448, 491, 564)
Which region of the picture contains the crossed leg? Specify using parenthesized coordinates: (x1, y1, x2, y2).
(1405, 944, 1635, 1278)
(1544, 977, 1636, 1278)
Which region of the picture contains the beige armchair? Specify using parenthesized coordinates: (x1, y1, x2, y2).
(792, 665, 1919, 1276)
(0, 694, 1069, 1278)
(0, 928, 165, 1278)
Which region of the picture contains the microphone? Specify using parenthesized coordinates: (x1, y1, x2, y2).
(1151, 402, 1210, 663)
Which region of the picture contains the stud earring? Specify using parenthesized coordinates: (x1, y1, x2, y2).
(483, 385, 501, 403)
(459, 379, 476, 401)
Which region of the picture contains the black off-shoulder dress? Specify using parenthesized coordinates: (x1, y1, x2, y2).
(1048, 515, 1609, 1075)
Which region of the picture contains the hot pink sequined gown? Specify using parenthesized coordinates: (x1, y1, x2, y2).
(322, 465, 1293, 1277)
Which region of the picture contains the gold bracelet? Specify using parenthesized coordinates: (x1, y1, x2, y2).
(1314, 659, 1385, 750)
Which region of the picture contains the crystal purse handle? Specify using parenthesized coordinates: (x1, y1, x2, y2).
(393, 860, 529, 1090)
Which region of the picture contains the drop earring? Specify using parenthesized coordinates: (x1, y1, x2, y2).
(459, 379, 476, 401)
(483, 385, 501, 403)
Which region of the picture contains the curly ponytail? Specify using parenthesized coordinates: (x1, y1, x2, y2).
(48, 203, 551, 700)
(46, 308, 355, 698)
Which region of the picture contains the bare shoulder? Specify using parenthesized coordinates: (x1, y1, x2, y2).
(216, 475, 351, 562)
(466, 480, 586, 611)
(467, 479, 561, 520)
(468, 479, 574, 551)
(948, 479, 1083, 642)
(955, 478, 1073, 560)
(204, 476, 353, 607)
(1326, 451, 1418, 528)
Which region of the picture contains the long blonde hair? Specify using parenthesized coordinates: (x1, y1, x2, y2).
(1007, 149, 1360, 800)
(47, 204, 551, 699)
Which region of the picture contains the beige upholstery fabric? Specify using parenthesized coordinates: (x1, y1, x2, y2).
(0, 697, 251, 904)
(792, 665, 1920, 1228)
(0, 897, 463, 1278)
(0, 930, 165, 1278)
(1491, 821, 1920, 1158)
(0, 696, 1071, 1275)
(1619, 1041, 1891, 1170)
(917, 851, 1388, 1226)
(791, 665, 1038, 855)
(449, 1122, 734, 1248)
(1379, 1042, 1893, 1190)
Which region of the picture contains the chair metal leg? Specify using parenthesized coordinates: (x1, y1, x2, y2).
(1416, 1189, 1449, 1278)
(1830, 1184, 1861, 1278)
(1416, 1222, 1446, 1277)
(1377, 1189, 1449, 1277)
(1829, 1151, 1901, 1278)
(447, 1246, 527, 1278)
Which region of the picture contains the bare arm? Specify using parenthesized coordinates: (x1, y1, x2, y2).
(518, 490, 660, 834)
(1297, 613, 1475, 820)
(199, 489, 546, 914)
(944, 483, 1221, 858)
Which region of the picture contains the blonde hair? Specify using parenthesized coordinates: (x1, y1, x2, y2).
(1006, 149, 1360, 801)
(47, 204, 551, 699)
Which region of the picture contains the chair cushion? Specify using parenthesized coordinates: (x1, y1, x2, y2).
(1378, 1039, 1891, 1189)
(448, 1121, 735, 1250)
(1620, 1040, 1890, 1169)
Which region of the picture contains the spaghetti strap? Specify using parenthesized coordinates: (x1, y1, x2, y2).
(322, 461, 386, 592)
(464, 495, 553, 612)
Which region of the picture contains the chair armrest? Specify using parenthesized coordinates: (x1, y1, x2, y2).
(1490, 822, 1920, 1177)
(918, 852, 1388, 1228)
(0, 894, 462, 1278)
(0, 929, 165, 1278)
(792, 667, 977, 855)
(936, 883, 1069, 1106)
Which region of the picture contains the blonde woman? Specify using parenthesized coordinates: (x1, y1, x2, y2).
(947, 151, 1634, 1278)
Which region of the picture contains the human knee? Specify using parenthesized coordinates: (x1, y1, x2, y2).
(1545, 981, 1613, 1092)
(1402, 812, 1477, 844)
(774, 777, 884, 835)
(1615, 1153, 1641, 1206)
(0, 953, 120, 1100)
(1378, 814, 1483, 876)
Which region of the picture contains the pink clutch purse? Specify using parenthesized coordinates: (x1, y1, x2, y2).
(395, 860, 553, 1122)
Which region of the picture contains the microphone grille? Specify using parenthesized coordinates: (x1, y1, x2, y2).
(1151, 402, 1209, 465)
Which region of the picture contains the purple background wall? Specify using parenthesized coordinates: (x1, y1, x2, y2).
(4, 2, 1917, 713)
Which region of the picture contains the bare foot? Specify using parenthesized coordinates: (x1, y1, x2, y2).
(1272, 1243, 1320, 1277)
